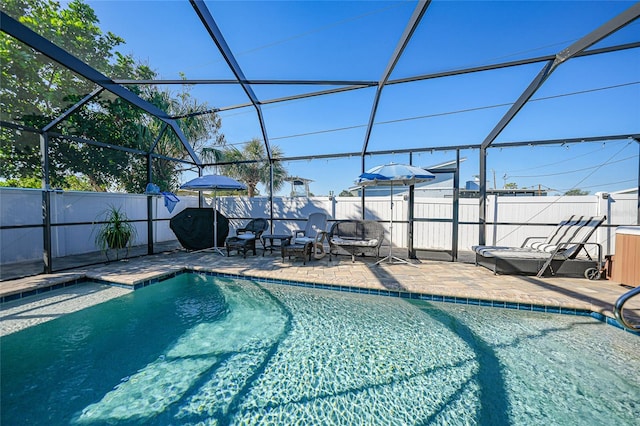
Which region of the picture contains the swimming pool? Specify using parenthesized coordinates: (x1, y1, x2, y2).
(1, 273, 638, 425)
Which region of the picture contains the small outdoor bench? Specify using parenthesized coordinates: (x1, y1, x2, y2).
(328, 220, 384, 263)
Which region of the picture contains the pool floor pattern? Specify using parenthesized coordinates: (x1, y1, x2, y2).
(3, 275, 638, 425)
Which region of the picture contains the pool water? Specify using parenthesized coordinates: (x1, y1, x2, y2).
(1, 273, 638, 425)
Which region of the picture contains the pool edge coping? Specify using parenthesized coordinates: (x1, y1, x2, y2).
(4, 266, 636, 336)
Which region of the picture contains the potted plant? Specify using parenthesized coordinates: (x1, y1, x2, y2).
(94, 205, 137, 261)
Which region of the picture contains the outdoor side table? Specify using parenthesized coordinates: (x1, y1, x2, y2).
(281, 241, 313, 265)
(261, 234, 292, 256)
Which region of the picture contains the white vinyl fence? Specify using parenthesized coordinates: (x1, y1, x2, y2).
(0, 187, 636, 265)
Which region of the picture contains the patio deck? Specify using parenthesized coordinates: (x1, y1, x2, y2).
(1, 247, 638, 336)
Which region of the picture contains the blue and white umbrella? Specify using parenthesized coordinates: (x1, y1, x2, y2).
(180, 174, 246, 254)
(356, 163, 434, 266)
(180, 174, 247, 192)
(357, 162, 435, 186)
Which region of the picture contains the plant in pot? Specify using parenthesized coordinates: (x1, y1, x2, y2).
(94, 205, 137, 261)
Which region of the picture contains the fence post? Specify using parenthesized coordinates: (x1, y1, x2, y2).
(598, 192, 613, 255)
(330, 194, 337, 221)
(491, 194, 499, 246)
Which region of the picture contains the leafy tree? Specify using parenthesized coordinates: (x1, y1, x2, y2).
(1, 0, 121, 186)
(106, 82, 226, 193)
(0, 0, 225, 192)
(222, 139, 286, 197)
(564, 188, 590, 196)
(504, 182, 518, 189)
(1, 0, 119, 127)
(0, 176, 41, 188)
(0, 174, 93, 190)
(339, 189, 355, 197)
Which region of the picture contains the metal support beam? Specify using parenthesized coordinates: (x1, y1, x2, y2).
(491, 134, 640, 149)
(126, 41, 640, 117)
(147, 153, 154, 255)
(169, 41, 640, 118)
(477, 3, 640, 243)
(360, 156, 366, 219)
(388, 41, 640, 87)
(361, 0, 430, 156)
(452, 150, 460, 261)
(636, 138, 640, 225)
(256, 133, 640, 164)
(481, 60, 555, 151)
(554, 3, 640, 66)
(44, 131, 196, 165)
(115, 78, 378, 86)
(408, 183, 415, 259)
(408, 152, 415, 259)
(50, 133, 147, 156)
(0, 12, 201, 166)
(479, 146, 487, 245)
(190, 0, 272, 161)
(40, 132, 52, 274)
(43, 87, 104, 132)
(420, 165, 459, 261)
(113, 39, 638, 90)
(480, 4, 640, 150)
(269, 162, 275, 234)
(7, 119, 634, 171)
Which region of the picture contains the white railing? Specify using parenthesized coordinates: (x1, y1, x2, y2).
(0, 187, 636, 264)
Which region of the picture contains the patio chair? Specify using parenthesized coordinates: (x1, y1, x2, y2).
(289, 212, 328, 260)
(472, 215, 606, 279)
(328, 220, 385, 263)
(225, 218, 269, 258)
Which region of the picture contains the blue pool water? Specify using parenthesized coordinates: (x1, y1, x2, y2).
(1, 273, 639, 425)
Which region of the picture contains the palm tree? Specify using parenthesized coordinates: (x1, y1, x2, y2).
(222, 139, 287, 197)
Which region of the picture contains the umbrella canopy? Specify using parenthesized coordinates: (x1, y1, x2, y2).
(178, 174, 245, 254)
(180, 174, 247, 191)
(357, 163, 435, 187)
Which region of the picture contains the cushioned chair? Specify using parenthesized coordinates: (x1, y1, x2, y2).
(289, 212, 328, 260)
(328, 220, 384, 263)
(225, 218, 269, 258)
(472, 215, 606, 279)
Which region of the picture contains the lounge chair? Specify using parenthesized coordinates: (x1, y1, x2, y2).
(289, 212, 328, 260)
(472, 215, 606, 279)
(225, 218, 269, 258)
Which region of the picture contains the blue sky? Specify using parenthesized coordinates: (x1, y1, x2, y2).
(82, 0, 639, 196)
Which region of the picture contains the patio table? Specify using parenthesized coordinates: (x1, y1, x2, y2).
(262, 234, 293, 256)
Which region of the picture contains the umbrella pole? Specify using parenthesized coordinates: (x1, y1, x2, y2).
(375, 180, 416, 267)
(212, 189, 224, 256)
(389, 182, 393, 260)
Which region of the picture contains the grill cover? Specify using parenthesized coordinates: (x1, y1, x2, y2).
(169, 208, 229, 250)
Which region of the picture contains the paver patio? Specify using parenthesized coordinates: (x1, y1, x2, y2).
(2, 247, 638, 337)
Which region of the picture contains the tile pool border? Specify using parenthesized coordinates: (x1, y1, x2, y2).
(0, 277, 86, 303)
(2, 268, 638, 336)
(187, 270, 639, 337)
